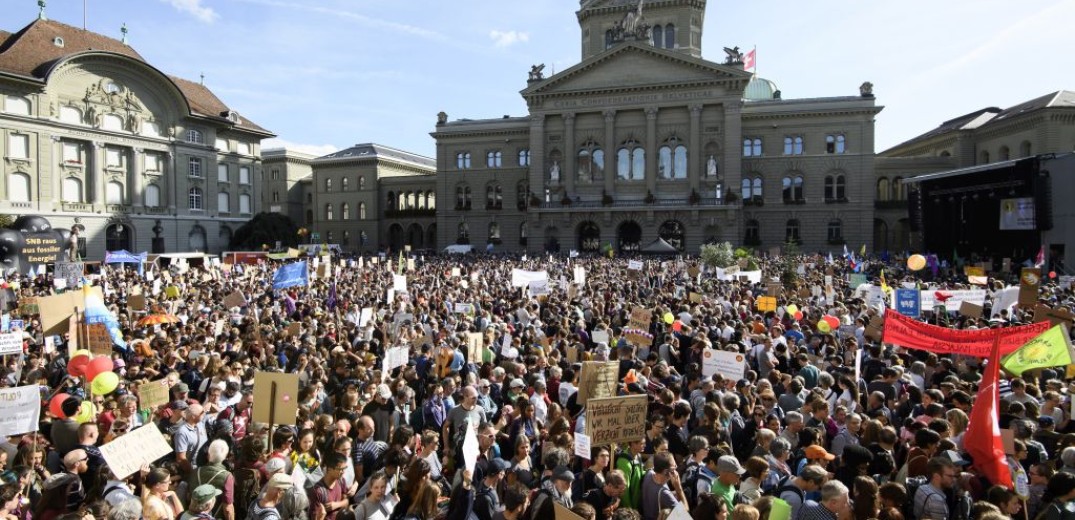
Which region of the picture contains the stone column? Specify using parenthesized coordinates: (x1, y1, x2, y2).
(563, 113, 576, 195)
(723, 103, 742, 202)
(50, 136, 62, 204)
(166, 152, 176, 212)
(603, 110, 616, 196)
(645, 107, 658, 194)
(689, 104, 703, 192)
(528, 114, 546, 203)
(90, 141, 104, 205)
(131, 148, 144, 208)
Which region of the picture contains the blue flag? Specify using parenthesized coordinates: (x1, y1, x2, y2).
(327, 282, 338, 310)
(273, 261, 309, 290)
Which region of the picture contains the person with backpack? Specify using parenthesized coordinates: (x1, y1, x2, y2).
(473, 458, 511, 520)
(708, 455, 744, 514)
(682, 449, 719, 509)
(179, 484, 221, 520)
(527, 466, 575, 520)
(246, 474, 295, 520)
(912, 456, 957, 520)
(776, 464, 826, 520)
(187, 440, 234, 520)
(614, 440, 645, 511)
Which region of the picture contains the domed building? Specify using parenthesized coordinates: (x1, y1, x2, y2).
(743, 76, 780, 101)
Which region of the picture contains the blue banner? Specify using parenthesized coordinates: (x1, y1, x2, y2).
(273, 261, 308, 290)
(895, 288, 920, 317)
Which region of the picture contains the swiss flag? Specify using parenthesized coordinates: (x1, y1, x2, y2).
(743, 49, 756, 71)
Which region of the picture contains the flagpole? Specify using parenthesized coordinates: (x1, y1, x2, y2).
(753, 44, 757, 77)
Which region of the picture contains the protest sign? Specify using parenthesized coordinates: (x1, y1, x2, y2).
(848, 274, 868, 289)
(511, 269, 548, 288)
(591, 330, 610, 345)
(960, 301, 984, 319)
(574, 266, 586, 286)
(17, 298, 38, 317)
(37, 288, 102, 336)
(393, 274, 407, 292)
(895, 289, 920, 317)
(286, 323, 301, 337)
(55, 261, 84, 289)
(85, 323, 112, 356)
(454, 303, 473, 314)
(766, 282, 781, 297)
(883, 311, 1049, 357)
(252, 372, 300, 425)
(466, 333, 484, 363)
(383, 346, 409, 375)
(529, 279, 550, 297)
(688, 266, 701, 278)
(689, 292, 703, 304)
(628, 307, 651, 330)
(919, 289, 987, 311)
(576, 361, 619, 405)
(574, 433, 591, 460)
(554, 502, 587, 520)
(756, 296, 777, 312)
(1020, 268, 1042, 306)
(462, 421, 479, 473)
(585, 394, 648, 445)
(137, 380, 170, 410)
(865, 316, 885, 343)
(628, 260, 643, 271)
(702, 349, 747, 380)
(0, 386, 39, 437)
(0, 332, 21, 356)
(964, 266, 985, 277)
(1034, 305, 1075, 327)
(99, 423, 172, 480)
(127, 294, 145, 312)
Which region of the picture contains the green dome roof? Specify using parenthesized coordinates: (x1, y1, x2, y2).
(744, 76, 779, 101)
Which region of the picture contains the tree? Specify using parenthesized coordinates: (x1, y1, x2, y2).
(229, 212, 300, 250)
(700, 242, 736, 268)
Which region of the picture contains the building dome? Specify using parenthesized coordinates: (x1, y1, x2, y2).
(744, 76, 779, 101)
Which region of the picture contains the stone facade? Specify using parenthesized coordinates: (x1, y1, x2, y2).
(261, 148, 315, 227)
(0, 16, 272, 259)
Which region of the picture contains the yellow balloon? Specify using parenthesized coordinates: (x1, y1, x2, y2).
(70, 349, 91, 360)
(907, 254, 927, 271)
(786, 304, 799, 315)
(74, 401, 97, 424)
(663, 312, 674, 324)
(91, 371, 120, 395)
(817, 320, 831, 333)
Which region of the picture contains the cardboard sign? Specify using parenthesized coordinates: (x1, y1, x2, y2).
(865, 316, 885, 342)
(585, 394, 648, 445)
(687, 266, 701, 278)
(566, 345, 579, 363)
(224, 291, 246, 309)
(287, 323, 301, 337)
(0, 332, 22, 356)
(137, 380, 170, 410)
(99, 423, 172, 480)
(576, 361, 619, 405)
(252, 371, 301, 425)
(85, 323, 112, 356)
(127, 294, 146, 312)
(554, 501, 587, 520)
(1034, 305, 1075, 327)
(964, 266, 985, 277)
(959, 301, 984, 319)
(702, 349, 747, 380)
(0, 386, 40, 437)
(1020, 268, 1042, 306)
(756, 296, 777, 312)
(466, 333, 484, 363)
(17, 298, 38, 317)
(37, 287, 103, 336)
(689, 292, 703, 304)
(766, 283, 782, 297)
(628, 307, 651, 330)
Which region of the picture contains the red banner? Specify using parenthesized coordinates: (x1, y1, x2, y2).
(882, 311, 1050, 357)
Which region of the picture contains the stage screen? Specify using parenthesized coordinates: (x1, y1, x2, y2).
(999, 197, 1036, 230)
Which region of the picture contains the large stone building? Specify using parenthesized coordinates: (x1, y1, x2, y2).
(430, 0, 883, 254)
(0, 10, 272, 259)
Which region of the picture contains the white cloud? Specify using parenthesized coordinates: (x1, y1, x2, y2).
(161, 0, 219, 23)
(489, 30, 530, 48)
(261, 138, 338, 158)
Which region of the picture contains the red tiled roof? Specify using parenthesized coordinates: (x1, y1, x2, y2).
(0, 18, 272, 136)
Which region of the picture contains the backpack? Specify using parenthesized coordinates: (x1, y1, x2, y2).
(904, 477, 970, 520)
(774, 481, 805, 511)
(233, 467, 263, 520)
(681, 467, 713, 509)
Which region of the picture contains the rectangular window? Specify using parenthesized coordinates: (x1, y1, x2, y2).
(239, 166, 250, 184)
(218, 164, 229, 182)
(106, 148, 123, 168)
(239, 194, 251, 214)
(62, 142, 81, 163)
(217, 192, 230, 213)
(189, 157, 202, 177)
(238, 142, 251, 155)
(215, 138, 228, 151)
(8, 134, 29, 159)
(145, 153, 162, 172)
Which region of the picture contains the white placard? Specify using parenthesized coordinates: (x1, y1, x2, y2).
(462, 421, 479, 473)
(0, 332, 22, 356)
(387, 289, 395, 304)
(454, 303, 473, 314)
(919, 289, 987, 311)
(592, 330, 610, 345)
(511, 269, 548, 288)
(383, 346, 409, 375)
(628, 260, 643, 271)
(0, 386, 40, 437)
(99, 423, 172, 480)
(529, 279, 550, 297)
(574, 266, 586, 286)
(854, 349, 862, 384)
(574, 432, 591, 460)
(701, 349, 747, 380)
(451, 268, 461, 278)
(392, 274, 407, 292)
(360, 308, 373, 328)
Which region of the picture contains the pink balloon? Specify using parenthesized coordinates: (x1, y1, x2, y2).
(794, 311, 804, 321)
(49, 393, 70, 418)
(84, 356, 115, 382)
(823, 315, 840, 329)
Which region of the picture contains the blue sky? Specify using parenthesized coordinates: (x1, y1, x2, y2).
(8, 0, 1075, 158)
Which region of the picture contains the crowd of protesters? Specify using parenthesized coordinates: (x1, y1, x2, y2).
(1, 249, 1074, 520)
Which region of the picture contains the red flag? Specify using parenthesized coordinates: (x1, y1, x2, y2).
(964, 335, 1013, 489)
(743, 49, 756, 71)
(1035, 245, 1045, 268)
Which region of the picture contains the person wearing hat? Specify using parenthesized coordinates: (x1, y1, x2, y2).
(473, 458, 511, 520)
(777, 465, 827, 520)
(247, 473, 294, 520)
(179, 484, 222, 520)
(708, 455, 744, 513)
(188, 440, 234, 520)
(641, 452, 686, 520)
(529, 465, 575, 520)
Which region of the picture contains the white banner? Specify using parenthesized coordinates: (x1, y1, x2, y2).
(991, 287, 1020, 318)
(454, 303, 473, 314)
(0, 332, 22, 356)
(628, 260, 643, 271)
(529, 279, 550, 297)
(511, 269, 548, 288)
(0, 386, 39, 437)
(702, 349, 746, 380)
(919, 289, 987, 311)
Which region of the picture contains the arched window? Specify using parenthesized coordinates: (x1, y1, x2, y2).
(61, 177, 82, 203)
(359, 202, 367, 220)
(217, 192, 230, 213)
(745, 219, 760, 244)
(876, 178, 890, 201)
(743, 138, 762, 157)
(4, 96, 30, 115)
(144, 184, 160, 207)
(102, 114, 123, 131)
(8, 172, 30, 202)
(455, 152, 472, 169)
(577, 140, 604, 183)
(520, 221, 528, 245)
(427, 191, 435, 210)
(359, 176, 366, 190)
(658, 137, 687, 179)
(342, 202, 350, 220)
(325, 203, 334, 221)
(617, 139, 644, 180)
(741, 178, 751, 200)
(219, 226, 233, 249)
(999, 146, 1010, 161)
(456, 185, 471, 209)
(188, 187, 203, 210)
(486, 151, 502, 168)
(457, 222, 470, 243)
(785, 219, 801, 244)
(980, 150, 990, 164)
(891, 177, 904, 201)
(826, 134, 846, 154)
(1020, 141, 1032, 157)
(518, 149, 531, 167)
(188, 225, 206, 251)
(186, 129, 203, 144)
(486, 184, 503, 209)
(517, 181, 529, 210)
(342, 177, 349, 191)
(325, 178, 332, 192)
(752, 177, 763, 199)
(826, 174, 846, 201)
(828, 219, 843, 243)
(240, 194, 252, 214)
(488, 223, 501, 243)
(59, 106, 82, 124)
(782, 175, 803, 202)
(652, 25, 663, 47)
(665, 24, 675, 48)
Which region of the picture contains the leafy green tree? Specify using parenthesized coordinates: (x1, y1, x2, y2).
(700, 242, 736, 268)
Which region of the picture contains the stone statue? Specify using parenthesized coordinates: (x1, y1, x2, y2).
(707, 155, 718, 177)
(67, 225, 80, 261)
(529, 64, 545, 81)
(549, 160, 560, 182)
(437, 111, 448, 125)
(860, 81, 874, 97)
(723, 46, 743, 65)
(622, 0, 644, 35)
